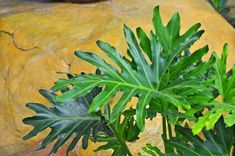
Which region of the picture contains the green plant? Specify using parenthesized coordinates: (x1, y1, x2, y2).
(23, 6, 235, 156)
(140, 117, 235, 156)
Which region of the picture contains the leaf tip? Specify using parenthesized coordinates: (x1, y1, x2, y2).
(153, 5, 160, 13)
(195, 23, 201, 28)
(74, 50, 81, 57)
(22, 118, 28, 124)
(224, 43, 228, 48)
(123, 24, 129, 32)
(223, 43, 228, 52)
(96, 40, 102, 46)
(22, 135, 29, 140)
(198, 29, 205, 36)
(39, 89, 46, 94)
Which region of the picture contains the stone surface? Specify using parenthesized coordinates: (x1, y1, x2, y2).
(0, 0, 235, 155)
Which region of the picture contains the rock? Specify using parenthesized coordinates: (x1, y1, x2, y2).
(0, 0, 235, 155)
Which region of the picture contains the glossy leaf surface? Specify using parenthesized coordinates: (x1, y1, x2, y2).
(141, 118, 235, 156)
(193, 44, 235, 134)
(23, 87, 105, 155)
(51, 6, 212, 131)
(95, 109, 140, 156)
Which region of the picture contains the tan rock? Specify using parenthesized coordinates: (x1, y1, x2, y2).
(0, 0, 234, 155)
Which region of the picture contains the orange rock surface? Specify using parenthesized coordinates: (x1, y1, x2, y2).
(0, 0, 234, 155)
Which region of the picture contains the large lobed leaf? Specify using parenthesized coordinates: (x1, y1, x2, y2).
(51, 6, 214, 131)
(23, 87, 107, 155)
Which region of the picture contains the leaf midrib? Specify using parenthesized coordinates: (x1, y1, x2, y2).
(32, 116, 100, 122)
(95, 78, 157, 93)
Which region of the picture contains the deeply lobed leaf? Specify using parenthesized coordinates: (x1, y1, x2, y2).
(51, 6, 212, 131)
(23, 87, 108, 155)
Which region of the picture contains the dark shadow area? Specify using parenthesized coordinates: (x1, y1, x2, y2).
(52, 0, 108, 3)
(0, 0, 110, 7)
(12, 0, 108, 4)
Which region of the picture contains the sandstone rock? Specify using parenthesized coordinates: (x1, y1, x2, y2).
(0, 0, 235, 155)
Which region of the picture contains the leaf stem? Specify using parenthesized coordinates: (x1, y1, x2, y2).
(168, 122, 172, 139)
(162, 117, 174, 153)
(109, 123, 133, 156)
(162, 116, 167, 151)
(89, 135, 116, 142)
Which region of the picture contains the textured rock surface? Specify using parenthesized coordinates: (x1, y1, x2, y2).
(0, 0, 235, 155)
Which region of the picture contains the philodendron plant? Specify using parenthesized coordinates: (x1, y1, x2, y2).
(23, 6, 235, 156)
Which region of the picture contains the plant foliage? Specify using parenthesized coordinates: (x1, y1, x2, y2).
(51, 6, 214, 132)
(140, 118, 235, 156)
(23, 75, 140, 156)
(192, 45, 235, 134)
(23, 5, 235, 156)
(95, 108, 140, 156)
(23, 86, 107, 155)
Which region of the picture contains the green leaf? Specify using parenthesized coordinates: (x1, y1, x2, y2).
(96, 109, 140, 156)
(137, 27, 152, 60)
(88, 85, 120, 113)
(193, 44, 235, 133)
(152, 6, 179, 56)
(95, 140, 122, 156)
(165, 138, 200, 156)
(140, 144, 164, 156)
(110, 90, 136, 123)
(51, 6, 210, 131)
(152, 6, 203, 57)
(23, 87, 108, 155)
(193, 101, 235, 134)
(169, 45, 209, 79)
(214, 44, 228, 99)
(165, 118, 235, 156)
(136, 92, 152, 131)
